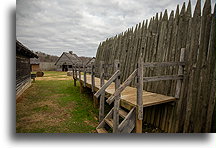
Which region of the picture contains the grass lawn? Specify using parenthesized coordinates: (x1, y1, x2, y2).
(16, 71, 98, 133)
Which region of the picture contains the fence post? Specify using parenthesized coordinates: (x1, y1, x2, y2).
(78, 64, 84, 93)
(84, 64, 87, 87)
(99, 61, 105, 122)
(74, 66, 77, 86)
(175, 48, 185, 99)
(91, 64, 95, 92)
(113, 60, 120, 133)
(136, 54, 143, 133)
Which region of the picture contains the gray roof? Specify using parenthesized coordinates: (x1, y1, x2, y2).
(30, 58, 40, 65)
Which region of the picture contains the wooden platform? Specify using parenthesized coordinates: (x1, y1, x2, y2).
(79, 75, 176, 110)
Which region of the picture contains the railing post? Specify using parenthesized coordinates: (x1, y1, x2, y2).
(113, 60, 120, 133)
(91, 64, 95, 92)
(78, 64, 81, 82)
(175, 48, 185, 99)
(136, 54, 143, 133)
(84, 64, 87, 87)
(74, 66, 77, 86)
(99, 61, 105, 122)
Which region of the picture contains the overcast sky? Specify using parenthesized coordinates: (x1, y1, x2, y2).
(16, 0, 214, 57)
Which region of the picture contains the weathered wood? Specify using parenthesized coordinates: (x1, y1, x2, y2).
(183, 0, 201, 133)
(113, 60, 120, 133)
(97, 108, 114, 129)
(106, 69, 137, 104)
(143, 62, 185, 67)
(91, 64, 95, 92)
(144, 75, 184, 82)
(205, 4, 216, 132)
(137, 55, 143, 120)
(94, 70, 120, 98)
(118, 107, 136, 133)
(99, 61, 105, 122)
(174, 48, 185, 99)
(84, 65, 87, 87)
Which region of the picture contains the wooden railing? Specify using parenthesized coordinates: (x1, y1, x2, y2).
(73, 48, 185, 133)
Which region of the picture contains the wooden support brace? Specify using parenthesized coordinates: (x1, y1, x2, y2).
(136, 55, 143, 133)
(91, 64, 95, 92)
(99, 61, 105, 122)
(107, 69, 137, 104)
(84, 65, 87, 87)
(175, 48, 185, 99)
(113, 60, 120, 133)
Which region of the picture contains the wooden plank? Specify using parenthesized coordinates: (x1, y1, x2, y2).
(99, 61, 105, 122)
(143, 61, 185, 67)
(94, 70, 120, 98)
(118, 107, 136, 133)
(119, 108, 128, 119)
(106, 69, 137, 104)
(96, 128, 108, 133)
(143, 75, 184, 82)
(105, 118, 114, 128)
(97, 108, 114, 129)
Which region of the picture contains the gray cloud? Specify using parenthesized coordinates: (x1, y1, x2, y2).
(16, 0, 214, 57)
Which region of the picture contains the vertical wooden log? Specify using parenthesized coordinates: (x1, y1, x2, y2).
(205, 4, 216, 132)
(113, 60, 120, 133)
(91, 64, 95, 92)
(136, 55, 143, 133)
(182, 0, 201, 132)
(78, 65, 84, 93)
(175, 48, 185, 99)
(99, 61, 105, 122)
(84, 64, 87, 87)
(74, 66, 77, 86)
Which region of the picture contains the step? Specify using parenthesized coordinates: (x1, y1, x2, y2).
(104, 118, 114, 128)
(119, 109, 128, 119)
(96, 128, 108, 133)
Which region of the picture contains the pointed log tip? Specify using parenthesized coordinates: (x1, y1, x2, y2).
(180, 2, 186, 15)
(214, 3, 216, 16)
(169, 10, 174, 20)
(162, 9, 168, 21)
(203, 0, 211, 13)
(186, 0, 192, 17)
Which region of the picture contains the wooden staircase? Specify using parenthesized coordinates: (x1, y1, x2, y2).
(96, 107, 136, 133)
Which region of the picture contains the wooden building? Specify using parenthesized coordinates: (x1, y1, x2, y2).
(30, 58, 40, 72)
(55, 51, 82, 71)
(16, 40, 38, 99)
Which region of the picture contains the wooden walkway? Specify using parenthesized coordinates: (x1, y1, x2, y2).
(80, 75, 176, 110)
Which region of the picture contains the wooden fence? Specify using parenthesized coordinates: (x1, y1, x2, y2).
(94, 0, 215, 133)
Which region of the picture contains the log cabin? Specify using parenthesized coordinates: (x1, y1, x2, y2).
(16, 40, 38, 99)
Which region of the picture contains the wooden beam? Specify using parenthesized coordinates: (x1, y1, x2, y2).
(99, 61, 105, 122)
(84, 65, 87, 87)
(175, 48, 185, 99)
(143, 75, 184, 82)
(113, 60, 120, 133)
(106, 69, 137, 104)
(118, 107, 136, 133)
(94, 70, 120, 98)
(91, 64, 95, 92)
(143, 61, 185, 67)
(137, 55, 143, 120)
